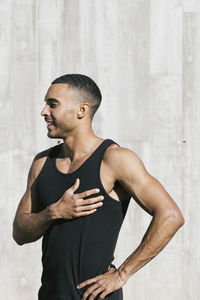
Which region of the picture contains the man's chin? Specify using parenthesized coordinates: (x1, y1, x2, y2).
(47, 132, 62, 139)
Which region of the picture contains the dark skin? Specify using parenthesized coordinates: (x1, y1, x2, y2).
(77, 145, 185, 299)
(13, 83, 185, 299)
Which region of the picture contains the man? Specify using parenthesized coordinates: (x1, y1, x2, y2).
(13, 74, 184, 300)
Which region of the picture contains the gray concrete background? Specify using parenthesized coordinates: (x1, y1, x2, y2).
(1, 0, 199, 299)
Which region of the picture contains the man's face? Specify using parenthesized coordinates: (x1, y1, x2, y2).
(41, 83, 80, 139)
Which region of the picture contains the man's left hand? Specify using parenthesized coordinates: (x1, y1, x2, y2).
(77, 267, 126, 300)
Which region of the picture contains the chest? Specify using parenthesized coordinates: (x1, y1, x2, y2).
(55, 157, 130, 202)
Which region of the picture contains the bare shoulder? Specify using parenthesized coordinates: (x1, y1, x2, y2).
(104, 143, 145, 168)
(103, 143, 148, 180)
(28, 147, 52, 187)
(15, 147, 53, 214)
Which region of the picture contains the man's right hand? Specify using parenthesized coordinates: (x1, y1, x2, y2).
(51, 178, 104, 219)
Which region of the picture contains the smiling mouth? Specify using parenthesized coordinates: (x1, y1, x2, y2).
(46, 121, 56, 129)
(47, 124, 54, 129)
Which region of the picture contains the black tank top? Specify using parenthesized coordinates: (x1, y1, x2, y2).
(31, 139, 129, 300)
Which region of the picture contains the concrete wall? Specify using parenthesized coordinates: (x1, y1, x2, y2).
(1, 0, 199, 299)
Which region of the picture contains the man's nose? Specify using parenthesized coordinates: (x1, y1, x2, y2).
(41, 105, 50, 116)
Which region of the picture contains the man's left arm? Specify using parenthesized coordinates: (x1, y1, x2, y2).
(77, 147, 185, 299)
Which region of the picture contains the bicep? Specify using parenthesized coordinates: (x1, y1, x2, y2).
(14, 161, 36, 216)
(111, 148, 178, 216)
(123, 172, 176, 216)
(15, 155, 47, 216)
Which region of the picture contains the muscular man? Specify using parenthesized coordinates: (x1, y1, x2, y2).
(13, 74, 184, 300)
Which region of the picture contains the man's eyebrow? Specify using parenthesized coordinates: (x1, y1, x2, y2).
(44, 98, 60, 103)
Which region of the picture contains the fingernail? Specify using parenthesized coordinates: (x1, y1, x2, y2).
(96, 188, 100, 192)
(77, 285, 80, 289)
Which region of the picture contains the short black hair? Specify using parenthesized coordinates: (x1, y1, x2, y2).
(51, 74, 102, 119)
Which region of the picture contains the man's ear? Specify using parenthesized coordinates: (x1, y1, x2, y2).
(77, 103, 90, 119)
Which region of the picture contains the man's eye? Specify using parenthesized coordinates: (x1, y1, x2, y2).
(49, 104, 56, 108)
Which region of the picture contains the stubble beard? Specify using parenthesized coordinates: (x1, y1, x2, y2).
(47, 131, 63, 139)
(47, 126, 60, 139)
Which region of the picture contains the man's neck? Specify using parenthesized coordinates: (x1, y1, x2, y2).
(61, 133, 103, 161)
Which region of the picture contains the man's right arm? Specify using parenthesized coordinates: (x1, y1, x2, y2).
(12, 154, 104, 246)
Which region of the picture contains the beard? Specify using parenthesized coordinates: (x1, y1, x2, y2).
(47, 130, 63, 139)
(47, 132, 60, 139)
(47, 125, 63, 139)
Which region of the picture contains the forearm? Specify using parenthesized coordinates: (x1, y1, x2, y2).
(13, 205, 57, 245)
(118, 212, 184, 281)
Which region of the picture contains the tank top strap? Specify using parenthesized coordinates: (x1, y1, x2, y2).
(48, 143, 62, 159)
(95, 138, 119, 157)
(88, 138, 120, 168)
